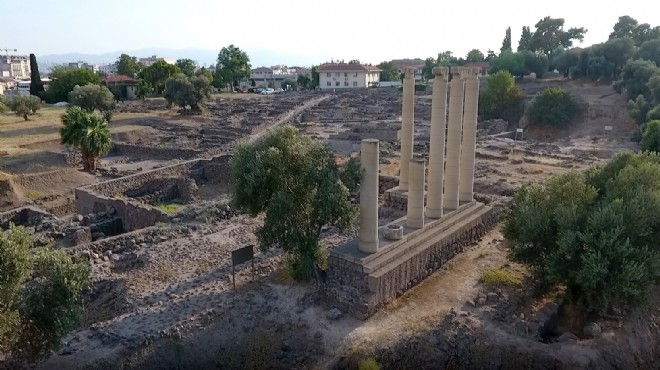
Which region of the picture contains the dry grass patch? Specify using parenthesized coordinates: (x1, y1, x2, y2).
(25, 190, 47, 200)
(480, 267, 523, 288)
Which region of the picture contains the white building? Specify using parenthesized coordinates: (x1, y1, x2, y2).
(0, 55, 30, 79)
(138, 55, 176, 67)
(68, 61, 100, 73)
(248, 65, 311, 88)
(99, 64, 117, 75)
(318, 63, 381, 90)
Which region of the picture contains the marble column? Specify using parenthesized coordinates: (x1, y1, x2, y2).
(406, 158, 425, 229)
(459, 68, 480, 202)
(399, 68, 415, 192)
(358, 139, 379, 254)
(426, 67, 449, 219)
(443, 67, 465, 210)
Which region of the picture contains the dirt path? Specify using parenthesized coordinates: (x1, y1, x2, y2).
(248, 95, 330, 142)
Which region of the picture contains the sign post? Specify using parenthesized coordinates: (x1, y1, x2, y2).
(231, 244, 255, 290)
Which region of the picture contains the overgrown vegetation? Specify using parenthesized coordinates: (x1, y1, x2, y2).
(503, 152, 660, 313)
(479, 70, 526, 124)
(60, 107, 112, 171)
(163, 73, 212, 112)
(4, 96, 42, 121)
(230, 125, 358, 281)
(44, 66, 101, 103)
(156, 203, 182, 215)
(642, 120, 660, 151)
(480, 268, 522, 288)
(0, 224, 90, 359)
(68, 84, 116, 116)
(527, 87, 579, 126)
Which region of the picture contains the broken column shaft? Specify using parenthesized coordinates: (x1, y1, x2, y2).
(406, 158, 425, 229)
(399, 68, 415, 192)
(459, 68, 480, 202)
(426, 67, 449, 219)
(358, 139, 379, 254)
(443, 68, 465, 211)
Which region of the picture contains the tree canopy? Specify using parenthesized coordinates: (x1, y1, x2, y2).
(528, 17, 587, 55)
(175, 58, 197, 77)
(44, 67, 101, 103)
(68, 84, 115, 114)
(5, 96, 41, 121)
(116, 54, 142, 77)
(501, 27, 512, 53)
(642, 120, 660, 151)
(466, 49, 485, 63)
(215, 45, 251, 90)
(230, 125, 358, 280)
(504, 152, 660, 313)
(479, 70, 525, 124)
(528, 87, 579, 126)
(376, 61, 399, 81)
(60, 107, 112, 171)
(163, 74, 212, 111)
(138, 61, 181, 94)
(29, 54, 44, 98)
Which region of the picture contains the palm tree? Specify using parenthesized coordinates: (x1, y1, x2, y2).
(60, 107, 112, 171)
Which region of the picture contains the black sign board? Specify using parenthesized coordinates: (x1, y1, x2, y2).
(231, 245, 255, 289)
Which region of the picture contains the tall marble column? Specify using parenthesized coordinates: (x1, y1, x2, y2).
(399, 68, 415, 192)
(459, 68, 480, 202)
(426, 67, 449, 219)
(443, 67, 465, 210)
(358, 139, 379, 254)
(406, 158, 425, 229)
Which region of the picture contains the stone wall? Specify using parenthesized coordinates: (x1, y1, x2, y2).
(324, 206, 499, 319)
(75, 188, 168, 231)
(0, 206, 53, 229)
(112, 143, 202, 160)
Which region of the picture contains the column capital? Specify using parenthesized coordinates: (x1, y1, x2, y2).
(404, 67, 415, 79)
(460, 67, 481, 79)
(449, 66, 466, 76)
(432, 66, 449, 76)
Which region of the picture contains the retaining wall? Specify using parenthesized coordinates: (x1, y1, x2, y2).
(324, 205, 499, 319)
(112, 143, 202, 160)
(0, 206, 53, 229)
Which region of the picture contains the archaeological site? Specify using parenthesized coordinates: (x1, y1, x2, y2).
(2, 49, 659, 369)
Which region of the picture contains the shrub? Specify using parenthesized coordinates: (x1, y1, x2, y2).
(5, 95, 42, 121)
(627, 95, 651, 124)
(647, 105, 660, 121)
(479, 70, 526, 124)
(358, 358, 381, 370)
(527, 88, 579, 126)
(0, 224, 90, 359)
(642, 120, 660, 152)
(68, 83, 116, 113)
(480, 268, 522, 288)
(504, 153, 660, 313)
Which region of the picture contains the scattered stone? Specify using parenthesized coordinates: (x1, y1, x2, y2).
(486, 292, 499, 303)
(326, 308, 343, 321)
(583, 322, 602, 339)
(557, 332, 578, 343)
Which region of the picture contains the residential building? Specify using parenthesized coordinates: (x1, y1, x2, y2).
(138, 55, 176, 67)
(102, 75, 139, 100)
(248, 65, 311, 88)
(0, 55, 30, 79)
(391, 59, 425, 81)
(68, 61, 100, 73)
(99, 64, 117, 75)
(0, 77, 15, 96)
(318, 63, 381, 90)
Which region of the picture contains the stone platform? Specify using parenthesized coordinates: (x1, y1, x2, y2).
(324, 201, 497, 319)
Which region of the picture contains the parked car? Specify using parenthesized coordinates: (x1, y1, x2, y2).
(259, 88, 275, 95)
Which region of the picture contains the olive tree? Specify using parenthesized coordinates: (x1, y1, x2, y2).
(5, 95, 42, 121)
(68, 83, 116, 114)
(230, 125, 358, 280)
(528, 87, 579, 126)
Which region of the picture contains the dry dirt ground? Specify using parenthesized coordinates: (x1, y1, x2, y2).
(3, 81, 656, 369)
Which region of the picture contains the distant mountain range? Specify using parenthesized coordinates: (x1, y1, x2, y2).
(37, 47, 326, 70)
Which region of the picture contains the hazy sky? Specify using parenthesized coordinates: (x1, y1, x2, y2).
(5, 0, 660, 65)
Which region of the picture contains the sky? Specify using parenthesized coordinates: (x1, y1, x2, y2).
(4, 0, 660, 66)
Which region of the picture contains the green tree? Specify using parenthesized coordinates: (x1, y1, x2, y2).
(632, 24, 660, 47)
(116, 54, 142, 77)
(627, 95, 651, 124)
(609, 16, 639, 40)
(602, 37, 636, 78)
(194, 67, 214, 83)
(636, 39, 660, 66)
(642, 120, 660, 151)
(466, 49, 485, 63)
(348, 59, 361, 64)
(489, 51, 525, 77)
(5, 95, 42, 121)
(136, 79, 154, 100)
(436, 51, 457, 66)
(528, 87, 579, 126)
(422, 57, 436, 80)
(479, 70, 525, 123)
(485, 49, 497, 62)
(648, 74, 660, 104)
(586, 55, 615, 82)
(230, 125, 357, 281)
(215, 45, 251, 91)
(175, 58, 197, 77)
(29, 54, 45, 98)
(311, 65, 320, 89)
(501, 27, 512, 53)
(521, 50, 548, 77)
(618, 59, 659, 100)
(281, 79, 298, 91)
(504, 152, 660, 313)
(529, 17, 587, 55)
(138, 60, 180, 94)
(68, 84, 115, 114)
(376, 61, 399, 81)
(297, 74, 311, 90)
(550, 47, 580, 77)
(0, 224, 90, 359)
(517, 26, 533, 52)
(0, 96, 7, 113)
(45, 67, 101, 103)
(163, 74, 212, 111)
(647, 105, 660, 121)
(60, 107, 112, 171)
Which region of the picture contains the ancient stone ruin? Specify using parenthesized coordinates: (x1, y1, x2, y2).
(325, 67, 498, 319)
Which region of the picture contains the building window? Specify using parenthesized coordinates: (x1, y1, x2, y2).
(326, 72, 331, 77)
(344, 72, 348, 77)
(335, 72, 340, 77)
(327, 81, 331, 86)
(335, 81, 340, 86)
(353, 72, 358, 77)
(344, 81, 348, 86)
(353, 81, 358, 87)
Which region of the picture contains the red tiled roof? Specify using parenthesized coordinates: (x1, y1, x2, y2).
(103, 75, 139, 84)
(318, 63, 382, 72)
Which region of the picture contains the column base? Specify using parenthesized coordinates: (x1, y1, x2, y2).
(444, 200, 459, 210)
(459, 193, 474, 202)
(358, 239, 379, 254)
(406, 217, 424, 229)
(426, 207, 443, 219)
